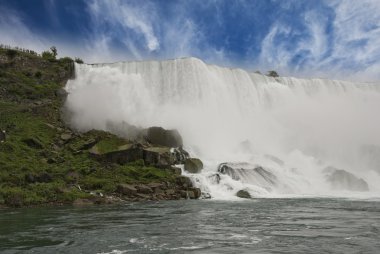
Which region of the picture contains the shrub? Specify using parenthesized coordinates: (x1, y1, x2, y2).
(267, 70, 279, 77)
(74, 57, 84, 64)
(42, 51, 55, 60)
(60, 56, 73, 63)
(35, 71, 42, 78)
(6, 49, 17, 59)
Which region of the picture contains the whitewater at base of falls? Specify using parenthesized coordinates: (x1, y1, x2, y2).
(65, 57, 380, 200)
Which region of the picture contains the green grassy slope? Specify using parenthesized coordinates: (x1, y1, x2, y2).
(0, 48, 175, 207)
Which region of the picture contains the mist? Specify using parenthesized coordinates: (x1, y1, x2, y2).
(64, 58, 380, 198)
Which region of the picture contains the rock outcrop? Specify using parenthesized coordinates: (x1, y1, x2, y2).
(114, 176, 201, 201)
(145, 126, 183, 147)
(218, 162, 277, 185)
(184, 158, 203, 173)
(236, 190, 251, 199)
(324, 167, 369, 191)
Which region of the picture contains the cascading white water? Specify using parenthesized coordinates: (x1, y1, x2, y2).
(65, 57, 380, 199)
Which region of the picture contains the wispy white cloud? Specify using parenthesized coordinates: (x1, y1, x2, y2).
(0, 0, 379, 81)
(258, 0, 380, 81)
(87, 0, 159, 52)
(0, 7, 46, 52)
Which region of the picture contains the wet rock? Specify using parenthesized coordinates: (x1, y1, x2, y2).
(236, 190, 251, 199)
(218, 162, 277, 185)
(176, 176, 193, 188)
(145, 126, 183, 147)
(208, 173, 221, 184)
(22, 137, 43, 149)
(184, 158, 203, 173)
(324, 167, 369, 191)
(188, 187, 202, 199)
(116, 184, 138, 195)
(172, 147, 189, 164)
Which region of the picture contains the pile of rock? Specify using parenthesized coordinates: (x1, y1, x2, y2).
(116, 175, 201, 201)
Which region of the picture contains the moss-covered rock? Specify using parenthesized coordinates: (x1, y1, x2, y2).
(0, 47, 191, 207)
(145, 126, 183, 147)
(236, 190, 251, 199)
(184, 158, 203, 173)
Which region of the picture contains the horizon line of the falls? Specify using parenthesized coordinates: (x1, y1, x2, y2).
(64, 57, 380, 199)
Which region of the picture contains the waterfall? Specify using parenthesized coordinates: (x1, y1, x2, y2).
(65, 57, 380, 199)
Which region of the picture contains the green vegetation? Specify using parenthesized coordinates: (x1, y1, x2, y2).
(74, 57, 84, 64)
(267, 70, 279, 78)
(0, 46, 175, 207)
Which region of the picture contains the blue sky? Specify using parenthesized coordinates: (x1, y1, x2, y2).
(0, 0, 379, 81)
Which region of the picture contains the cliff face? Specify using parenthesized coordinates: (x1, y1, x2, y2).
(0, 48, 198, 207)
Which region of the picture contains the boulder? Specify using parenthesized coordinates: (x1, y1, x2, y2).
(22, 137, 43, 149)
(184, 158, 203, 173)
(324, 167, 369, 191)
(176, 176, 193, 188)
(172, 147, 189, 164)
(55, 88, 68, 99)
(145, 126, 183, 147)
(116, 184, 138, 195)
(236, 190, 251, 199)
(188, 187, 202, 199)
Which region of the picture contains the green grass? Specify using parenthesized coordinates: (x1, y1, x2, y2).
(0, 48, 176, 207)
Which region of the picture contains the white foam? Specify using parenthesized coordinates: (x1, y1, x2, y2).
(65, 58, 380, 199)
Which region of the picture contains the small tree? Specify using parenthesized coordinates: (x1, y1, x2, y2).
(42, 50, 54, 60)
(267, 70, 279, 77)
(74, 57, 84, 64)
(50, 46, 57, 58)
(6, 49, 17, 59)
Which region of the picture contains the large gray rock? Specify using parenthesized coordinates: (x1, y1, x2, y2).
(218, 162, 277, 184)
(176, 176, 193, 188)
(145, 126, 183, 147)
(143, 147, 175, 167)
(184, 158, 203, 173)
(324, 167, 369, 191)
